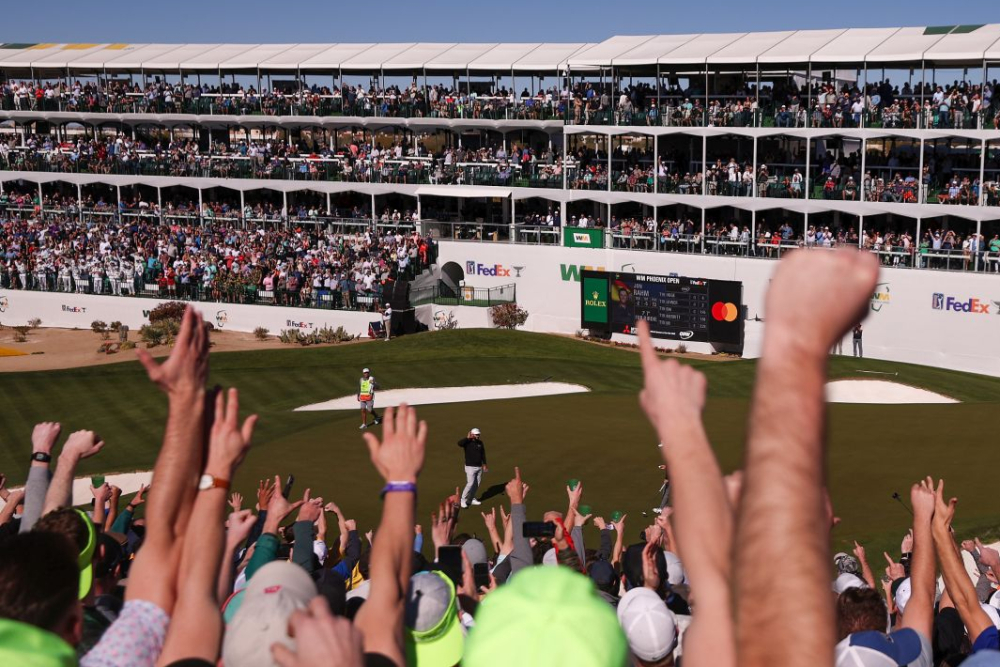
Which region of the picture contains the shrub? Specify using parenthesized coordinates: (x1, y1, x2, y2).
(27, 318, 42, 329)
(12, 325, 29, 343)
(489, 303, 529, 330)
(120, 340, 136, 350)
(148, 301, 187, 324)
(91, 320, 110, 340)
(676, 344, 688, 354)
(278, 329, 304, 345)
(253, 327, 270, 341)
(109, 321, 123, 332)
(139, 319, 180, 347)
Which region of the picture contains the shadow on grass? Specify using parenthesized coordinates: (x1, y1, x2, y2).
(479, 483, 507, 502)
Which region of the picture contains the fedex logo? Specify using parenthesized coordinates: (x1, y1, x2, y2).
(466, 261, 513, 277)
(931, 293, 990, 314)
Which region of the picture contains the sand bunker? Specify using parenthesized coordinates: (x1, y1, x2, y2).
(295, 382, 590, 412)
(826, 379, 957, 404)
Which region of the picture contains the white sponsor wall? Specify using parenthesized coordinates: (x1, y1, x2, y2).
(438, 242, 1000, 377)
(0, 290, 378, 338)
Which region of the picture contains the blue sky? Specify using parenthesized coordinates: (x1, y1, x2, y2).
(0, 0, 994, 43)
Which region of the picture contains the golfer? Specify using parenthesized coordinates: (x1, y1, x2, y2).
(458, 428, 487, 508)
(358, 367, 382, 430)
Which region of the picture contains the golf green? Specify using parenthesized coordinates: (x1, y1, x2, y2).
(1, 329, 997, 562)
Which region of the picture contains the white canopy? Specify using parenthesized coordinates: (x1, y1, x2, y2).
(3, 25, 1000, 74)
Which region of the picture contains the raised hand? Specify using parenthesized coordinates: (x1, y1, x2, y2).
(296, 489, 323, 524)
(205, 388, 256, 479)
(911, 478, 936, 522)
(594, 516, 607, 530)
(62, 430, 104, 462)
(852, 540, 866, 563)
(642, 540, 661, 591)
(136, 307, 210, 396)
(31, 422, 62, 457)
(431, 499, 457, 550)
(901, 529, 914, 554)
(226, 509, 256, 546)
(883, 552, 905, 581)
(481, 507, 496, 529)
(267, 475, 305, 525)
(505, 467, 529, 504)
(229, 492, 243, 512)
(92, 482, 111, 505)
(612, 512, 627, 534)
(638, 320, 707, 440)
(257, 478, 275, 511)
(271, 597, 365, 667)
(362, 404, 426, 483)
(932, 479, 958, 531)
(567, 481, 584, 511)
(962, 539, 977, 553)
(764, 249, 878, 354)
(131, 484, 148, 507)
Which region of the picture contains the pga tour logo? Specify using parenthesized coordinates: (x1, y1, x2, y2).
(932, 293, 990, 314)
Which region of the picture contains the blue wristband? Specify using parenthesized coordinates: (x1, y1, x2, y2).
(381, 481, 417, 499)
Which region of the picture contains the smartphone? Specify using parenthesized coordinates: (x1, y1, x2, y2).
(522, 521, 556, 538)
(437, 546, 463, 586)
(282, 474, 295, 499)
(473, 562, 490, 589)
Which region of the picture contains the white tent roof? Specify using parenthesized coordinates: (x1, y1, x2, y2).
(612, 34, 700, 66)
(810, 27, 898, 62)
(866, 26, 947, 63)
(298, 44, 376, 69)
(258, 43, 331, 69)
(567, 36, 657, 68)
(925, 24, 1000, 61)
(101, 44, 190, 70)
(708, 31, 795, 64)
(757, 29, 846, 64)
(512, 43, 591, 71)
(467, 43, 541, 70)
(660, 33, 745, 65)
(342, 43, 416, 70)
(382, 43, 456, 70)
(5, 25, 1000, 74)
(219, 44, 298, 69)
(426, 43, 499, 71)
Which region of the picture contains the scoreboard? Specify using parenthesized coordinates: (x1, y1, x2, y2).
(580, 270, 743, 346)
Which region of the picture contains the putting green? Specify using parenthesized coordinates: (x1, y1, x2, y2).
(1, 329, 998, 562)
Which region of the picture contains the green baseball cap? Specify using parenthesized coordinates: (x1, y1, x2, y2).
(404, 571, 464, 667)
(73, 509, 96, 599)
(464, 566, 628, 667)
(0, 618, 77, 667)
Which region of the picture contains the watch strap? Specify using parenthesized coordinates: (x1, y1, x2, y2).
(30, 451, 52, 463)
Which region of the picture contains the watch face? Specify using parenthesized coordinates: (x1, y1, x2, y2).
(198, 474, 212, 490)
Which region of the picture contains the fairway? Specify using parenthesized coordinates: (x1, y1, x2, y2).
(1, 329, 998, 561)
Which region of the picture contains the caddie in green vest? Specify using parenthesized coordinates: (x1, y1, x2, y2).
(358, 367, 382, 430)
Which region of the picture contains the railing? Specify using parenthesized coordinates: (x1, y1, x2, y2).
(410, 283, 516, 307)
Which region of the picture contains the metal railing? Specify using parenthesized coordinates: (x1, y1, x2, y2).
(410, 283, 515, 307)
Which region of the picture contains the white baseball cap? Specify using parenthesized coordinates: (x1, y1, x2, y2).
(663, 551, 686, 586)
(471, 428, 481, 435)
(616, 587, 677, 662)
(363, 368, 370, 373)
(894, 577, 912, 615)
(833, 572, 867, 595)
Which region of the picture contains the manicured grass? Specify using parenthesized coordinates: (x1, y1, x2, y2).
(1, 328, 998, 561)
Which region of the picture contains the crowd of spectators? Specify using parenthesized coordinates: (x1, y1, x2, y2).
(6, 253, 1000, 666)
(0, 212, 434, 309)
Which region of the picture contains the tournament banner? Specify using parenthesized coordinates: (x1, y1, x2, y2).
(563, 227, 604, 249)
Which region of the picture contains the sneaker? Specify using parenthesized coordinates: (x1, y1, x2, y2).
(470, 499, 482, 506)
(359, 424, 368, 430)
(374, 418, 382, 425)
(460, 502, 469, 509)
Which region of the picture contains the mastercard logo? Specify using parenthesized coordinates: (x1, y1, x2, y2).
(711, 301, 738, 322)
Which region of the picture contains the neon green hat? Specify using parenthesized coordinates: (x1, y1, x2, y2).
(0, 618, 77, 667)
(464, 566, 628, 667)
(73, 509, 96, 599)
(404, 571, 464, 667)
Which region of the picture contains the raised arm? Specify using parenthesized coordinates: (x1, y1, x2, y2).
(19, 422, 61, 532)
(124, 306, 209, 612)
(638, 320, 734, 667)
(352, 404, 426, 667)
(158, 387, 256, 664)
(42, 429, 105, 515)
(734, 250, 878, 667)
(903, 479, 936, 640)
(505, 467, 532, 573)
(931, 479, 993, 644)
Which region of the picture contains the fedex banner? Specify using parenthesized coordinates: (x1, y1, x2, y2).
(438, 242, 1000, 377)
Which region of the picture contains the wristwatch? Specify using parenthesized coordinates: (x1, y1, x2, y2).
(30, 451, 52, 464)
(197, 474, 229, 491)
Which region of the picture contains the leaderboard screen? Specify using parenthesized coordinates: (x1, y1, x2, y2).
(580, 270, 743, 345)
